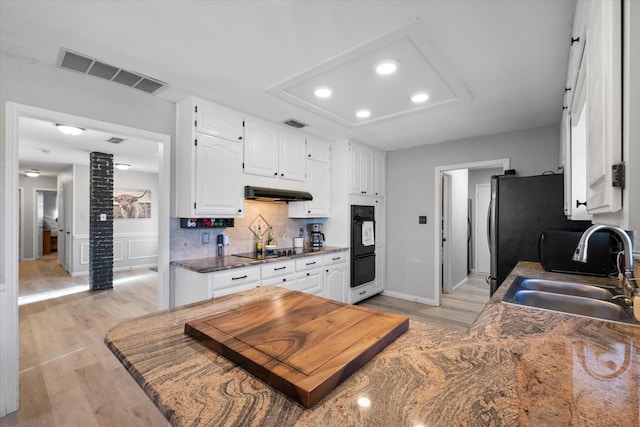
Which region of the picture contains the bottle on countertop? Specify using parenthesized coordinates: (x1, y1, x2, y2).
(268, 227, 275, 246)
(256, 225, 264, 254)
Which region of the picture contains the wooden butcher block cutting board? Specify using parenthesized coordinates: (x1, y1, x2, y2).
(185, 290, 409, 408)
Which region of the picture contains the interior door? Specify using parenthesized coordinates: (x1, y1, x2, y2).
(441, 173, 453, 293)
(36, 191, 44, 259)
(475, 184, 491, 274)
(63, 182, 73, 271)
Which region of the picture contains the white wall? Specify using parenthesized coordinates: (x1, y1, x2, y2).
(1, 52, 175, 415)
(386, 124, 560, 304)
(446, 169, 468, 289)
(70, 165, 159, 275)
(17, 174, 57, 260)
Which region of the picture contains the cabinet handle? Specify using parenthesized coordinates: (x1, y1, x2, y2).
(232, 275, 248, 281)
(238, 136, 243, 140)
(326, 269, 329, 272)
(359, 290, 367, 295)
(576, 200, 587, 208)
(282, 278, 287, 282)
(274, 172, 278, 176)
(307, 210, 311, 214)
(238, 209, 242, 213)
(332, 257, 341, 261)
(274, 266, 287, 271)
(306, 261, 316, 266)
(308, 154, 311, 157)
(280, 173, 284, 177)
(307, 273, 310, 276)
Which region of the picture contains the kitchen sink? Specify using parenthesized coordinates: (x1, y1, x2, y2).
(502, 276, 637, 324)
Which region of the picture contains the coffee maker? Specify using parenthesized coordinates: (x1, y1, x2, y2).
(309, 223, 325, 248)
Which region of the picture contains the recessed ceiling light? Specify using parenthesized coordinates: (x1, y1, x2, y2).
(25, 170, 40, 178)
(56, 124, 84, 136)
(356, 110, 371, 119)
(411, 92, 430, 103)
(375, 60, 400, 76)
(314, 86, 333, 98)
(114, 163, 131, 170)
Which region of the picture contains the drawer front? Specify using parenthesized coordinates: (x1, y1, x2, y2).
(323, 252, 347, 266)
(261, 260, 296, 279)
(213, 281, 260, 298)
(296, 268, 323, 296)
(350, 282, 374, 303)
(295, 255, 323, 272)
(214, 266, 261, 291)
(262, 274, 297, 290)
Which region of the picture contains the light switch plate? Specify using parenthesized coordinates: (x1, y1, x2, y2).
(419, 216, 427, 224)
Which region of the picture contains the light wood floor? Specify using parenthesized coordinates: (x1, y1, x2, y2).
(358, 273, 491, 333)
(18, 254, 88, 297)
(1, 268, 167, 427)
(2, 264, 489, 425)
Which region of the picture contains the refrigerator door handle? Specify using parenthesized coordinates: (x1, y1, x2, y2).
(486, 202, 492, 253)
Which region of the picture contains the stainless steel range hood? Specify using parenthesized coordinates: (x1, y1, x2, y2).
(244, 186, 313, 202)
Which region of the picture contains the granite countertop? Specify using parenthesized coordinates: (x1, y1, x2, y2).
(171, 246, 348, 273)
(105, 262, 639, 426)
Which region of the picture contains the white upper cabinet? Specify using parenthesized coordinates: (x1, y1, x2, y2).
(176, 97, 244, 218)
(289, 138, 332, 218)
(195, 100, 244, 142)
(562, 0, 631, 224)
(584, 0, 622, 215)
(194, 134, 244, 216)
(243, 118, 279, 177)
(278, 130, 306, 181)
(306, 137, 331, 163)
(243, 118, 306, 182)
(349, 141, 384, 197)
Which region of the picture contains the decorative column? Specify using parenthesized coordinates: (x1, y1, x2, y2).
(89, 152, 114, 290)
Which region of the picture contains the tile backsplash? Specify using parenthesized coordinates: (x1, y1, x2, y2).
(170, 201, 326, 261)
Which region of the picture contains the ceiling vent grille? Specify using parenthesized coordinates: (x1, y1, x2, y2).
(282, 118, 308, 129)
(57, 48, 166, 94)
(107, 137, 125, 144)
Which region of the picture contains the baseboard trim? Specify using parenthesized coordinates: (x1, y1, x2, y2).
(69, 264, 159, 277)
(381, 290, 437, 306)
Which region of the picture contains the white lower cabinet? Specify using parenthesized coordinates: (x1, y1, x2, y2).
(172, 266, 211, 307)
(212, 266, 261, 297)
(172, 251, 348, 306)
(374, 247, 384, 294)
(350, 282, 374, 304)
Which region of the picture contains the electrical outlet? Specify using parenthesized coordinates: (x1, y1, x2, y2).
(299, 228, 304, 237)
(99, 213, 107, 221)
(419, 216, 427, 224)
(201, 231, 211, 245)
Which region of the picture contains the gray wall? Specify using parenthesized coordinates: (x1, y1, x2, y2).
(18, 174, 57, 260)
(386, 124, 560, 303)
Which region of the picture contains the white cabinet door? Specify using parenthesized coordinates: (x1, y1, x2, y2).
(196, 101, 244, 142)
(349, 143, 364, 195)
(585, 0, 622, 214)
(374, 247, 384, 293)
(244, 119, 279, 178)
(362, 147, 374, 196)
(195, 134, 244, 216)
(279, 130, 306, 181)
(374, 198, 385, 247)
(306, 137, 331, 163)
(306, 160, 331, 217)
(373, 150, 386, 197)
(324, 263, 346, 303)
(296, 268, 323, 296)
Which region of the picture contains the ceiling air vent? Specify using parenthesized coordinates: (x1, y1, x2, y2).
(57, 48, 167, 94)
(282, 118, 308, 129)
(107, 137, 125, 144)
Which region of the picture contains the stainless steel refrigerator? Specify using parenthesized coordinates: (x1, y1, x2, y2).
(487, 173, 591, 295)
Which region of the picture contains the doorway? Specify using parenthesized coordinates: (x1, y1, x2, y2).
(434, 159, 509, 306)
(2, 102, 172, 414)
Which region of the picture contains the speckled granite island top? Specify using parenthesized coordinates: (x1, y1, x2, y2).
(171, 246, 348, 273)
(105, 262, 639, 427)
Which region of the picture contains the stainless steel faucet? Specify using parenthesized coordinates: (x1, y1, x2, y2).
(572, 224, 635, 305)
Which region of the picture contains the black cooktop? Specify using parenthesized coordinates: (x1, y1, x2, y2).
(234, 247, 321, 260)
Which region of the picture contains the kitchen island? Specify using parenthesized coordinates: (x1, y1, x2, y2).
(105, 262, 639, 426)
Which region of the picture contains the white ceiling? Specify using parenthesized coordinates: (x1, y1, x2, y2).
(1, 0, 575, 158)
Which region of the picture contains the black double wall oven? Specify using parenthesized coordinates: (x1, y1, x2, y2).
(351, 205, 375, 288)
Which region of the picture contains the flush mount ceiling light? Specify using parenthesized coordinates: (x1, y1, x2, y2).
(25, 170, 40, 178)
(114, 163, 131, 170)
(56, 123, 84, 136)
(375, 60, 400, 76)
(411, 92, 430, 103)
(314, 86, 333, 98)
(356, 109, 371, 119)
